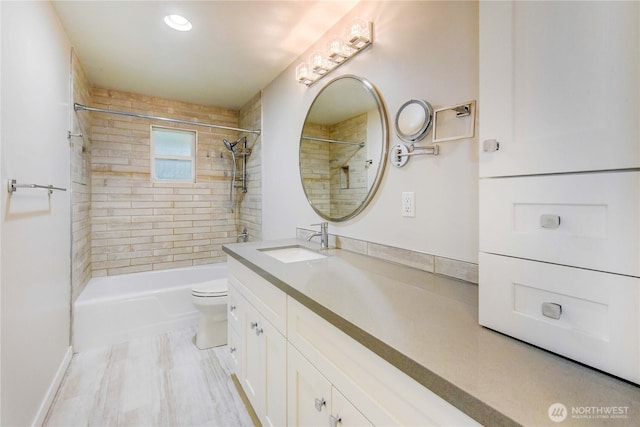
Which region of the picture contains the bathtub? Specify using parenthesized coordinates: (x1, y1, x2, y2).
(73, 263, 227, 353)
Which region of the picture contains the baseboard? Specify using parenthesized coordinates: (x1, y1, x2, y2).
(32, 346, 73, 427)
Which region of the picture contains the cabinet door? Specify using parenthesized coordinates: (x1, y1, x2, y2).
(262, 318, 287, 427)
(331, 387, 372, 427)
(244, 303, 264, 415)
(288, 344, 332, 427)
(479, 1, 640, 177)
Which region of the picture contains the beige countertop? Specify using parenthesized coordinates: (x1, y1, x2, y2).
(223, 239, 640, 426)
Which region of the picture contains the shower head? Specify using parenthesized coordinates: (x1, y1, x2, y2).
(223, 138, 239, 152)
(223, 136, 247, 152)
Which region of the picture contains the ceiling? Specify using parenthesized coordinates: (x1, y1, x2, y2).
(52, 1, 359, 110)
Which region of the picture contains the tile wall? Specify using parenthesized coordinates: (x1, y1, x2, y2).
(237, 92, 262, 242)
(89, 89, 247, 276)
(71, 50, 93, 300)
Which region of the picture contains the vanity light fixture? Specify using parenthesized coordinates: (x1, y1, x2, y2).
(296, 18, 373, 86)
(164, 14, 192, 32)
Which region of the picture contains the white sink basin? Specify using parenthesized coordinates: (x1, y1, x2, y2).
(260, 245, 327, 263)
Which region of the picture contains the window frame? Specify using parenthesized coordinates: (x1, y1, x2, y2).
(150, 125, 197, 183)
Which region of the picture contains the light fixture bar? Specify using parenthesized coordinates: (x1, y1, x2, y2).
(296, 18, 373, 87)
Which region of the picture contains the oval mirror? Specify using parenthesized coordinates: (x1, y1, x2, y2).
(395, 99, 433, 142)
(300, 75, 388, 221)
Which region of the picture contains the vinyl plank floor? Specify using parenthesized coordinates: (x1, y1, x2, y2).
(44, 328, 253, 427)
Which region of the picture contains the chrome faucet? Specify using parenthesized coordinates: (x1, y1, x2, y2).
(236, 228, 249, 243)
(306, 222, 329, 249)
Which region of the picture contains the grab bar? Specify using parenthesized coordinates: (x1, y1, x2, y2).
(7, 179, 67, 194)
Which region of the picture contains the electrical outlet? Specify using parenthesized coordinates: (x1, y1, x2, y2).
(402, 192, 415, 217)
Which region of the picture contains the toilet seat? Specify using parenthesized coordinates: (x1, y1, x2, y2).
(192, 281, 227, 298)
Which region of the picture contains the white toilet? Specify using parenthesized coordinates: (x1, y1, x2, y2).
(191, 279, 228, 349)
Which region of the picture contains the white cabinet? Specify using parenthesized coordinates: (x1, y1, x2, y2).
(479, 172, 640, 277)
(288, 344, 372, 427)
(479, 0, 640, 177)
(228, 260, 287, 427)
(287, 298, 479, 427)
(479, 253, 640, 383)
(228, 255, 480, 426)
(479, 0, 640, 384)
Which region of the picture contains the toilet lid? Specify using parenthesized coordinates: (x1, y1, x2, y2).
(192, 280, 227, 297)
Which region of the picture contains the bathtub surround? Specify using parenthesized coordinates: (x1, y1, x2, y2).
(90, 89, 256, 277)
(44, 328, 253, 427)
(237, 92, 262, 242)
(71, 50, 93, 302)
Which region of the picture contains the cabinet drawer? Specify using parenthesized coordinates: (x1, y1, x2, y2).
(479, 172, 640, 276)
(228, 257, 287, 334)
(479, 253, 640, 384)
(288, 298, 479, 426)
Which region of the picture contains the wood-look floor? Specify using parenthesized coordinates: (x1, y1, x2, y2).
(44, 327, 254, 427)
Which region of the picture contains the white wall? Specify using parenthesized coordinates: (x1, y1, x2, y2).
(1, 2, 72, 426)
(263, 1, 479, 263)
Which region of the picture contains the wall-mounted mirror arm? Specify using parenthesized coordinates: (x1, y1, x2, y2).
(301, 135, 365, 147)
(389, 143, 439, 167)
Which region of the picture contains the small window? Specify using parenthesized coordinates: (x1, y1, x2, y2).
(151, 126, 196, 182)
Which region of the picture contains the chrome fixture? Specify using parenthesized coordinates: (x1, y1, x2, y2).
(7, 179, 67, 195)
(395, 99, 434, 143)
(67, 130, 83, 139)
(432, 100, 476, 143)
(306, 222, 329, 249)
(73, 103, 261, 135)
(236, 228, 249, 242)
(296, 17, 373, 86)
(389, 143, 439, 168)
(223, 136, 251, 203)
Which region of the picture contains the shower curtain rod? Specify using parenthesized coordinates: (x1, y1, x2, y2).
(301, 135, 365, 147)
(74, 103, 261, 135)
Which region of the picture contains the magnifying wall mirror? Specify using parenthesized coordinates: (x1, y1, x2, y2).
(299, 75, 388, 221)
(395, 99, 433, 142)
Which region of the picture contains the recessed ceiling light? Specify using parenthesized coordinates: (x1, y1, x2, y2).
(164, 15, 192, 32)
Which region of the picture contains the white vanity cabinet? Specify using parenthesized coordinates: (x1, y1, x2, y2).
(479, 0, 640, 177)
(227, 259, 287, 427)
(479, 0, 640, 384)
(288, 344, 372, 427)
(287, 298, 479, 427)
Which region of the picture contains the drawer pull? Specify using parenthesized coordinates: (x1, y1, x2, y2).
(483, 139, 500, 152)
(314, 398, 326, 412)
(540, 214, 561, 229)
(329, 414, 342, 427)
(255, 326, 264, 336)
(229, 305, 237, 312)
(250, 321, 258, 329)
(229, 347, 236, 353)
(542, 302, 563, 320)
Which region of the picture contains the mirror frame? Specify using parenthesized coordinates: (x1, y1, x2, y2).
(299, 74, 389, 222)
